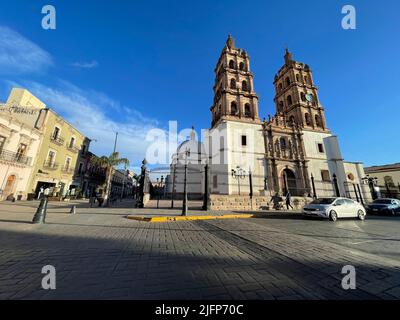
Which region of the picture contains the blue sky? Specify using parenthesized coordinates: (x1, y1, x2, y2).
(0, 0, 399, 169)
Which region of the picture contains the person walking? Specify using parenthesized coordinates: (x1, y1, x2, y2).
(270, 192, 283, 210)
(89, 190, 96, 208)
(285, 191, 293, 210)
(37, 187, 44, 200)
(44, 187, 50, 198)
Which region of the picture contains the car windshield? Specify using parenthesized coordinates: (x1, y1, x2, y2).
(310, 198, 336, 205)
(373, 199, 392, 204)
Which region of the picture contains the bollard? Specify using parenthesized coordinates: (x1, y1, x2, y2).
(70, 205, 76, 214)
(32, 197, 48, 224)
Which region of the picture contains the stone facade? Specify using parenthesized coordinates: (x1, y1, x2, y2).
(2, 88, 88, 200)
(169, 35, 372, 210)
(209, 194, 311, 211)
(0, 99, 43, 200)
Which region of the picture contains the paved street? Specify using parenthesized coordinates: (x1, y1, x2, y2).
(0, 200, 400, 300)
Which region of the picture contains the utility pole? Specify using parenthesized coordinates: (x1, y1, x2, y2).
(113, 132, 118, 153)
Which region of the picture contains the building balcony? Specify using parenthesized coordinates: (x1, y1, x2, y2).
(0, 149, 32, 166)
(66, 144, 80, 153)
(61, 166, 75, 174)
(50, 135, 65, 146)
(43, 161, 59, 170)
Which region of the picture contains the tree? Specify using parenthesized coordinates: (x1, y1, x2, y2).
(90, 152, 129, 206)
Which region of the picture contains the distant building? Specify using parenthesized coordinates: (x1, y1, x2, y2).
(167, 128, 207, 199)
(365, 163, 400, 198)
(78, 152, 135, 199)
(111, 169, 134, 198)
(365, 163, 400, 186)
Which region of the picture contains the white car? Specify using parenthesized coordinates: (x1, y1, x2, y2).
(303, 197, 366, 221)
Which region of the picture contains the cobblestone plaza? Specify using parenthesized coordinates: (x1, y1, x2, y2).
(0, 200, 399, 300)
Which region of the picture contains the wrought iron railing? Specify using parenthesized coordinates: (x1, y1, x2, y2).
(0, 149, 32, 166)
(61, 166, 75, 174)
(66, 144, 80, 153)
(50, 135, 65, 145)
(43, 160, 59, 170)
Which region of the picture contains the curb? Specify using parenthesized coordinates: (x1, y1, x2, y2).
(126, 214, 254, 223)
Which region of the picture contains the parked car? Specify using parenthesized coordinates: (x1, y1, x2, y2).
(366, 198, 400, 215)
(303, 197, 366, 221)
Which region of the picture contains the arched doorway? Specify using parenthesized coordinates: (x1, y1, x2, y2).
(3, 175, 16, 200)
(282, 169, 297, 196)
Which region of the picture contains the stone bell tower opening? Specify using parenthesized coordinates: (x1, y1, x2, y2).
(273, 48, 329, 132)
(210, 35, 260, 129)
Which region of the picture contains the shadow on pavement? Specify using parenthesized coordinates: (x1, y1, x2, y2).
(0, 226, 396, 300)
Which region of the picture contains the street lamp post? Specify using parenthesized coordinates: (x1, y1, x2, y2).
(311, 174, 317, 199)
(231, 166, 246, 196)
(182, 149, 190, 216)
(202, 163, 209, 211)
(171, 164, 176, 209)
(362, 175, 379, 200)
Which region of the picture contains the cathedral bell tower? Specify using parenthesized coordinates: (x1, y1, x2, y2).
(273, 49, 329, 132)
(210, 35, 260, 128)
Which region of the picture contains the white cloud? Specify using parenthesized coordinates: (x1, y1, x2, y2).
(9, 79, 165, 169)
(0, 26, 171, 171)
(70, 60, 99, 69)
(0, 26, 53, 74)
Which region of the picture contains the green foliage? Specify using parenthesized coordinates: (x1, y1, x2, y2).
(90, 152, 129, 169)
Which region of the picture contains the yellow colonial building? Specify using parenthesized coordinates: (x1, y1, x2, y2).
(5, 88, 87, 199)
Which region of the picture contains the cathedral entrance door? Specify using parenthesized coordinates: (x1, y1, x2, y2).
(3, 175, 16, 200)
(282, 169, 297, 196)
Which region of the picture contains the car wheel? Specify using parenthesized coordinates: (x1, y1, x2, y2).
(329, 210, 338, 222)
(357, 209, 366, 220)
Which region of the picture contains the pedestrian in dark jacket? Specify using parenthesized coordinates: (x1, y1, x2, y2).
(285, 191, 293, 210)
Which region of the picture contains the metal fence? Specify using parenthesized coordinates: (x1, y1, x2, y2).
(137, 163, 380, 210)
(377, 184, 400, 200)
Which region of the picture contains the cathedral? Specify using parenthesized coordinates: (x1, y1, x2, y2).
(168, 35, 371, 208)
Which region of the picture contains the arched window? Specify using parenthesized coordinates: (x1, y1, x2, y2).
(279, 83, 283, 91)
(305, 113, 311, 126)
(280, 137, 286, 149)
(315, 115, 321, 127)
(230, 79, 236, 89)
(278, 101, 284, 113)
(301, 92, 306, 102)
(242, 80, 248, 91)
(239, 62, 244, 70)
(287, 95, 292, 106)
(289, 116, 295, 125)
(285, 77, 290, 87)
(230, 101, 238, 115)
(296, 74, 300, 82)
(304, 76, 308, 84)
(244, 104, 251, 117)
(229, 60, 235, 69)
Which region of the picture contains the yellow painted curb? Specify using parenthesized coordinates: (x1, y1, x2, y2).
(126, 214, 254, 223)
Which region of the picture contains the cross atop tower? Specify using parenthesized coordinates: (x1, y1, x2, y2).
(284, 47, 293, 65)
